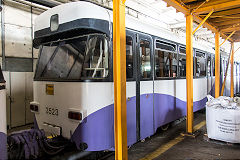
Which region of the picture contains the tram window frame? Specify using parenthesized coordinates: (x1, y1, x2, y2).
(126, 35, 134, 80)
(140, 39, 152, 80)
(154, 40, 178, 79)
(194, 50, 207, 78)
(34, 33, 111, 82)
(178, 46, 186, 78)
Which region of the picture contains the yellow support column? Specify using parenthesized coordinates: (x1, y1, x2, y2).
(231, 43, 234, 97)
(215, 32, 220, 98)
(113, 0, 128, 159)
(186, 14, 193, 134)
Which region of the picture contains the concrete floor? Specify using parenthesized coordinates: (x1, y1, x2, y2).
(106, 110, 240, 160)
(8, 111, 240, 159)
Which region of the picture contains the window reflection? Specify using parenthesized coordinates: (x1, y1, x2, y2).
(195, 51, 206, 77)
(140, 40, 151, 78)
(155, 50, 177, 77)
(126, 36, 133, 79)
(179, 47, 186, 77)
(155, 41, 177, 78)
(207, 55, 211, 77)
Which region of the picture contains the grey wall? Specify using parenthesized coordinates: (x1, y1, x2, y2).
(0, 0, 42, 71)
(0, 1, 45, 128)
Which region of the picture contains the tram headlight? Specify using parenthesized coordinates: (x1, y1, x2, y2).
(30, 102, 39, 113)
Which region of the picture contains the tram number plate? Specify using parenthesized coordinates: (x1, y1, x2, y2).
(46, 107, 58, 116)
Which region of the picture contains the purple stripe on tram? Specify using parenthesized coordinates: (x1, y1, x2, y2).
(154, 93, 207, 131)
(0, 132, 7, 160)
(71, 94, 207, 151)
(71, 104, 114, 151)
(140, 94, 154, 140)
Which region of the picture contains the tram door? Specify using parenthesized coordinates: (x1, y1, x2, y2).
(136, 33, 154, 141)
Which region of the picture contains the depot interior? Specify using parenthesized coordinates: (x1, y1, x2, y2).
(0, 0, 240, 160)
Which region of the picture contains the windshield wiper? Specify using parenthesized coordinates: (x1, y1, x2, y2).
(66, 44, 84, 78)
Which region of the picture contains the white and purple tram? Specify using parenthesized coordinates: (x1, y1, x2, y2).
(30, 1, 239, 151)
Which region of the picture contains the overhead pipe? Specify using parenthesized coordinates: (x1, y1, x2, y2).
(24, 0, 61, 8)
(8, 0, 48, 11)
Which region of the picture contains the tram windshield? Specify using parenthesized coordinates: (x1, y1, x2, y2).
(35, 34, 109, 80)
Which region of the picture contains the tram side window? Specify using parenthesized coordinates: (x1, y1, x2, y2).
(155, 41, 177, 78)
(207, 55, 211, 77)
(179, 47, 186, 77)
(195, 51, 206, 77)
(126, 36, 133, 79)
(140, 40, 151, 79)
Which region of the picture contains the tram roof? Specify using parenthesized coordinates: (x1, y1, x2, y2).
(34, 1, 216, 53)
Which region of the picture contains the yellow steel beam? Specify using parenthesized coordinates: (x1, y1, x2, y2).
(162, 0, 216, 33)
(220, 25, 240, 33)
(113, 0, 128, 159)
(220, 45, 233, 96)
(194, 0, 240, 15)
(162, 0, 233, 42)
(162, 0, 190, 15)
(215, 32, 220, 98)
(216, 19, 240, 28)
(220, 31, 236, 47)
(191, 0, 210, 14)
(211, 14, 240, 23)
(190, 0, 234, 9)
(192, 10, 214, 35)
(231, 43, 234, 97)
(199, 8, 240, 17)
(193, 15, 217, 33)
(186, 14, 193, 134)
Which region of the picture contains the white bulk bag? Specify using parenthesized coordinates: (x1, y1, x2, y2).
(206, 96, 240, 143)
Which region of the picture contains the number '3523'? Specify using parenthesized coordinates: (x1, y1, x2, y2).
(46, 107, 58, 116)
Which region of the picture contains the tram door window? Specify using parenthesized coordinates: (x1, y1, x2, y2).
(126, 36, 133, 79)
(179, 47, 186, 77)
(140, 40, 151, 78)
(195, 51, 206, 77)
(207, 55, 211, 77)
(155, 41, 177, 78)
